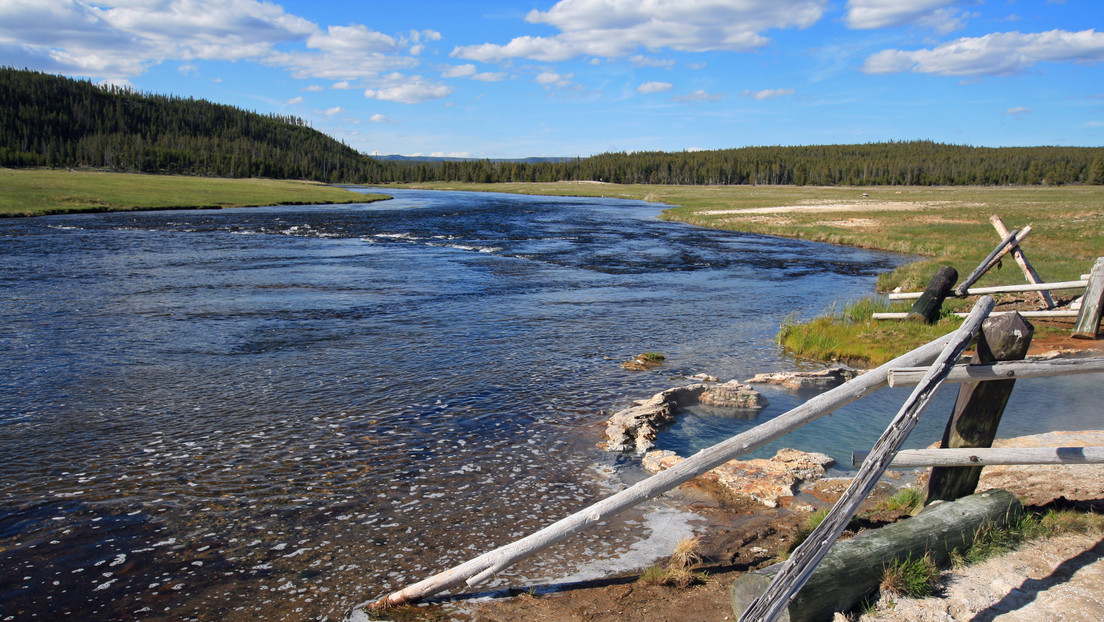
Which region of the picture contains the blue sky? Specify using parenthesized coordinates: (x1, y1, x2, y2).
(2, 1, 1103, 158)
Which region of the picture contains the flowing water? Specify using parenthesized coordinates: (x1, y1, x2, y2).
(1, 189, 1099, 620)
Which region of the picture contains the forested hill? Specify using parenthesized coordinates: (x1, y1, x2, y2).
(0, 67, 386, 183)
(3, 67, 1103, 186)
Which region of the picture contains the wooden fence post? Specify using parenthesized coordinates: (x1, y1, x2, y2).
(1073, 257, 1104, 339)
(924, 311, 1033, 505)
(907, 266, 958, 324)
(990, 215, 1054, 308)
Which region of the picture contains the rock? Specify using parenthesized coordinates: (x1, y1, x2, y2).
(687, 373, 719, 382)
(699, 380, 768, 408)
(620, 352, 665, 371)
(642, 448, 835, 508)
(745, 367, 861, 391)
(602, 383, 766, 453)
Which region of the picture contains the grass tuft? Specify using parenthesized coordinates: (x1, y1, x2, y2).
(880, 553, 941, 599)
(639, 536, 709, 588)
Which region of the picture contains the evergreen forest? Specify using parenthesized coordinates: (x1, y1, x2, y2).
(3, 67, 1103, 187)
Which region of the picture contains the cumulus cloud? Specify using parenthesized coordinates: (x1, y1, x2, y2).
(452, 0, 827, 62)
(322, 106, 344, 116)
(364, 75, 453, 103)
(1003, 106, 1031, 117)
(636, 81, 673, 94)
(672, 89, 724, 102)
(368, 113, 393, 123)
(286, 96, 304, 105)
(845, 0, 969, 34)
(0, 0, 441, 102)
(862, 29, 1104, 76)
(743, 88, 795, 100)
(630, 55, 675, 68)
(442, 64, 506, 81)
(535, 70, 573, 88)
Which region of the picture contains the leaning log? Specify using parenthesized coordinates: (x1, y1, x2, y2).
(1072, 257, 1104, 339)
(954, 229, 1019, 297)
(730, 490, 1023, 622)
(907, 265, 958, 324)
(924, 312, 1033, 505)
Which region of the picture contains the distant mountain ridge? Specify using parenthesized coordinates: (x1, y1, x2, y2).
(3, 67, 1102, 186)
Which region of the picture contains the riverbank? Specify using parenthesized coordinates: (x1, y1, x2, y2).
(426, 429, 1104, 622)
(0, 168, 387, 217)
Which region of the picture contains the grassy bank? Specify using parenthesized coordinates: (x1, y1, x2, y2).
(399, 181, 1104, 364)
(1, 168, 387, 217)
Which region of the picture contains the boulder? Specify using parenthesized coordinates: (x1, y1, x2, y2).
(602, 383, 765, 454)
(642, 448, 835, 508)
(745, 367, 861, 391)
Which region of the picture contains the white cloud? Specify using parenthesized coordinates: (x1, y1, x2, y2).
(441, 63, 507, 82)
(1003, 106, 1031, 116)
(636, 81, 673, 94)
(630, 55, 675, 68)
(845, 1, 969, 34)
(743, 88, 795, 100)
(323, 106, 344, 116)
(862, 29, 1104, 76)
(442, 64, 477, 78)
(364, 76, 453, 104)
(332, 81, 352, 89)
(535, 70, 574, 88)
(303, 84, 324, 92)
(368, 113, 392, 123)
(286, 96, 304, 105)
(452, 0, 828, 62)
(0, 0, 436, 98)
(672, 89, 724, 102)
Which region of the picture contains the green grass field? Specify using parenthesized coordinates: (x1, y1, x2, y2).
(399, 181, 1104, 363)
(1, 168, 387, 217)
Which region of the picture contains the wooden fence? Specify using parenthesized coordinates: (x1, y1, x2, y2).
(365, 296, 1103, 621)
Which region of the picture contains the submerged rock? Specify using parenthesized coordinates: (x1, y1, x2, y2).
(745, 367, 861, 391)
(642, 448, 835, 508)
(601, 382, 765, 453)
(620, 352, 666, 371)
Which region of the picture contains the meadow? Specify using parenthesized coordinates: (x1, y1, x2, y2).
(0, 168, 384, 217)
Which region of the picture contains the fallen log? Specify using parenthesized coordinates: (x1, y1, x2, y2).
(730, 489, 1024, 622)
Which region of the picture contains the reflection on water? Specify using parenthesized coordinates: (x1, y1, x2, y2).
(1, 188, 1096, 620)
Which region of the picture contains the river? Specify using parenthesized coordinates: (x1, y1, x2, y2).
(1, 188, 1099, 620)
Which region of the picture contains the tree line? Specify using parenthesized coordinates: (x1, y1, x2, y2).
(3, 67, 1103, 187)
